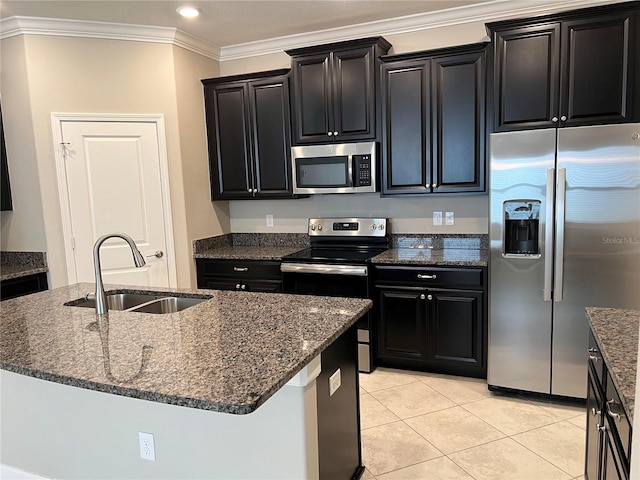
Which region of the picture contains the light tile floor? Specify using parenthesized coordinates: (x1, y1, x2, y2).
(359, 368, 586, 480)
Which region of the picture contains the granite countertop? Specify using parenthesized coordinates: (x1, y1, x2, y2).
(0, 283, 371, 415)
(1, 251, 48, 281)
(586, 307, 639, 422)
(371, 248, 488, 267)
(194, 246, 305, 261)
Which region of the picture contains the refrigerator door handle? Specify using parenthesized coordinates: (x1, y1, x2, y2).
(543, 168, 555, 301)
(554, 168, 567, 302)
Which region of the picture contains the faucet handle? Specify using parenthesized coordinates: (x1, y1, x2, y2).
(146, 250, 164, 259)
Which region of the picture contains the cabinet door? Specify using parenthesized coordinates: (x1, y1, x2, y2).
(290, 53, 332, 144)
(249, 76, 293, 197)
(432, 50, 486, 192)
(560, 11, 638, 126)
(426, 289, 485, 377)
(585, 372, 603, 480)
(381, 59, 431, 195)
(493, 23, 561, 131)
(603, 432, 626, 480)
(376, 286, 428, 364)
(204, 82, 253, 199)
(333, 47, 375, 141)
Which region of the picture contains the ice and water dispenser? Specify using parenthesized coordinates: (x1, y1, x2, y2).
(503, 200, 540, 255)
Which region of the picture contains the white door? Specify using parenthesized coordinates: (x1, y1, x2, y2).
(56, 118, 174, 288)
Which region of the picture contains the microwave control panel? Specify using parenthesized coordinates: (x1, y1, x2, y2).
(353, 155, 372, 187)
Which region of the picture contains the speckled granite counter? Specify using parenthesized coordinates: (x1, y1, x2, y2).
(0, 283, 371, 415)
(370, 248, 488, 267)
(0, 251, 48, 281)
(194, 245, 305, 261)
(586, 307, 639, 422)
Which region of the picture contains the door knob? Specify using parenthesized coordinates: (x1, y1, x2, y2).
(146, 250, 164, 258)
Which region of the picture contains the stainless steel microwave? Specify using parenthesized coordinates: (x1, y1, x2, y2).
(291, 142, 377, 194)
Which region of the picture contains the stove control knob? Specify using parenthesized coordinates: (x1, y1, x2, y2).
(371, 224, 377, 230)
(317, 224, 323, 231)
(310, 224, 316, 231)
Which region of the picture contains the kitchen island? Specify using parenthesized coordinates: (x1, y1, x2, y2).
(0, 283, 370, 479)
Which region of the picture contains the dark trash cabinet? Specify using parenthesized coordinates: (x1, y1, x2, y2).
(488, 2, 640, 131)
(202, 69, 295, 200)
(286, 37, 391, 145)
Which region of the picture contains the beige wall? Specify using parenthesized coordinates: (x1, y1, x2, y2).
(0, 35, 221, 288)
(222, 20, 492, 234)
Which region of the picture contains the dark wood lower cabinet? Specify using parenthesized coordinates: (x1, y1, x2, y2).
(0, 273, 48, 301)
(585, 329, 632, 480)
(374, 265, 487, 378)
(196, 258, 283, 293)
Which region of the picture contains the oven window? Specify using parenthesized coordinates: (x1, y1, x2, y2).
(296, 156, 349, 188)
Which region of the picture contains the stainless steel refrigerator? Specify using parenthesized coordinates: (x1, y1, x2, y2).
(489, 123, 640, 399)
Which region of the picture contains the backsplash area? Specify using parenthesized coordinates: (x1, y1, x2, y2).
(227, 193, 488, 234)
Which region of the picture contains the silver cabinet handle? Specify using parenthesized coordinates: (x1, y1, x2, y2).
(589, 355, 599, 362)
(235, 283, 241, 289)
(233, 267, 248, 272)
(606, 399, 621, 421)
(591, 407, 601, 417)
(328, 132, 333, 136)
(241, 284, 246, 290)
(597, 424, 607, 432)
(432, 183, 437, 188)
(560, 115, 567, 121)
(417, 274, 436, 279)
(420, 294, 426, 300)
(427, 294, 433, 300)
(146, 250, 164, 258)
(333, 131, 338, 136)
(552, 116, 558, 123)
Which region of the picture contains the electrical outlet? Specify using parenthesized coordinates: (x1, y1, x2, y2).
(433, 211, 443, 226)
(139, 432, 156, 461)
(266, 214, 274, 227)
(329, 369, 341, 396)
(446, 211, 454, 225)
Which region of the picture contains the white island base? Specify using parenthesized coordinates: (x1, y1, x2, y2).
(1, 357, 322, 480)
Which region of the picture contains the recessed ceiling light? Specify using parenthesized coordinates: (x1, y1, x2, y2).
(177, 6, 200, 18)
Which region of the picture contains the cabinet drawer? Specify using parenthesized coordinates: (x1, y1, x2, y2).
(197, 259, 282, 280)
(604, 373, 632, 466)
(374, 265, 484, 288)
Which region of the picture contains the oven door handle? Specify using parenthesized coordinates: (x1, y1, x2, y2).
(280, 263, 368, 276)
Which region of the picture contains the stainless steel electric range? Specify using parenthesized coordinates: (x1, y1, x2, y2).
(281, 217, 388, 373)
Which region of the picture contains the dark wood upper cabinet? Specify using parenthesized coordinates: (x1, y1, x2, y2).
(488, 2, 639, 131)
(1, 104, 13, 211)
(202, 70, 294, 200)
(287, 37, 391, 145)
(380, 43, 487, 196)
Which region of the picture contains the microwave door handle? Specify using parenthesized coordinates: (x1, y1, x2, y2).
(347, 155, 354, 187)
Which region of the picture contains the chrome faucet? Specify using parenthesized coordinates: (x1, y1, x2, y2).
(93, 233, 145, 315)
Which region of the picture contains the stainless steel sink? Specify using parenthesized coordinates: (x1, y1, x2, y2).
(65, 291, 211, 314)
(67, 293, 163, 310)
(129, 296, 207, 314)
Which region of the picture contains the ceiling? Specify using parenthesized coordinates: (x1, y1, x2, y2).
(0, 0, 549, 48)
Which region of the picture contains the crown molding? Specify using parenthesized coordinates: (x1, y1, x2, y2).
(0, 0, 627, 63)
(220, 0, 624, 60)
(0, 16, 221, 61)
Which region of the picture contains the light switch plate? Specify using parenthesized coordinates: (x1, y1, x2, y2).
(266, 214, 274, 227)
(329, 369, 341, 396)
(433, 211, 443, 226)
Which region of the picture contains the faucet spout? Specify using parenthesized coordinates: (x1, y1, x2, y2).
(93, 233, 146, 315)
